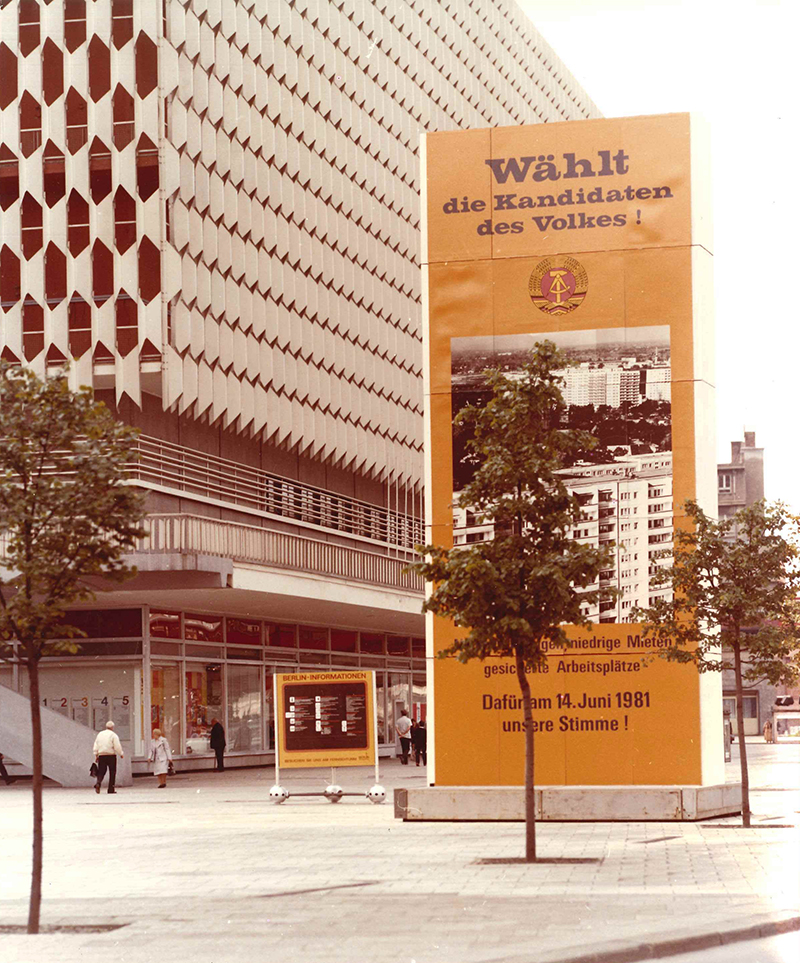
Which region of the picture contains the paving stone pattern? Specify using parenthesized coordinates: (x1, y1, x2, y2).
(0, 743, 797, 963)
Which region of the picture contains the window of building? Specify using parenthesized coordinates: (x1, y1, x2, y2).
(42, 39, 64, 105)
(111, 0, 134, 49)
(22, 298, 44, 359)
(88, 35, 111, 102)
(112, 84, 135, 149)
(45, 242, 67, 306)
(114, 187, 136, 252)
(227, 663, 263, 751)
(19, 92, 42, 157)
(360, 632, 385, 655)
(185, 663, 223, 753)
(68, 295, 91, 358)
(65, 88, 88, 153)
(64, 0, 87, 52)
(18, 0, 40, 58)
(115, 292, 137, 356)
(299, 626, 328, 650)
(331, 629, 357, 653)
(266, 624, 297, 649)
(43, 140, 66, 207)
(92, 240, 113, 305)
(387, 636, 410, 656)
(718, 472, 732, 493)
(0, 145, 19, 211)
(227, 618, 262, 646)
(151, 663, 180, 749)
(0, 244, 20, 311)
(149, 610, 181, 639)
(184, 613, 223, 643)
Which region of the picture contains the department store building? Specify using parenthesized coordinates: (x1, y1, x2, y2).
(0, 0, 598, 772)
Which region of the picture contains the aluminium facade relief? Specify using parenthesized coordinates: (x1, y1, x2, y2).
(0, 0, 598, 490)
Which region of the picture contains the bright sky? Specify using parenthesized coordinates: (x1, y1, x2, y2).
(517, 0, 800, 512)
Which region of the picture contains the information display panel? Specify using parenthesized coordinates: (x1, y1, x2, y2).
(274, 671, 376, 769)
(423, 113, 720, 788)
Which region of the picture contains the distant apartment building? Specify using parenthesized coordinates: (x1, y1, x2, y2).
(556, 363, 671, 409)
(0, 0, 600, 776)
(717, 431, 799, 736)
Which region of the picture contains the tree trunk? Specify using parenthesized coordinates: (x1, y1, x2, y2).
(732, 642, 751, 828)
(515, 645, 536, 862)
(27, 654, 44, 933)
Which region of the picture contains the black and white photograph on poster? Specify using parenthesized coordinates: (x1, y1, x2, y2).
(450, 326, 673, 624)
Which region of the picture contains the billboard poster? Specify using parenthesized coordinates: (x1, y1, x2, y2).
(422, 114, 719, 788)
(274, 670, 376, 769)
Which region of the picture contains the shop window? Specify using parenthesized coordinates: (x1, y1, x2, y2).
(42, 38, 64, 105)
(92, 241, 113, 305)
(89, 137, 112, 202)
(184, 613, 223, 643)
(136, 135, 159, 200)
(19, 91, 42, 157)
(387, 636, 410, 656)
(331, 629, 357, 653)
(299, 626, 328, 650)
(112, 85, 135, 149)
(64, 0, 87, 53)
(186, 664, 223, 754)
(0, 44, 17, 110)
(67, 189, 90, 254)
(360, 632, 385, 654)
(114, 187, 136, 252)
(0, 245, 21, 312)
(61, 608, 142, 638)
(18, 0, 40, 58)
(43, 140, 66, 207)
(22, 298, 44, 359)
(115, 291, 137, 356)
(149, 610, 181, 639)
(227, 618, 261, 646)
(68, 296, 91, 358)
(135, 30, 158, 98)
(45, 242, 67, 307)
(228, 664, 263, 751)
(151, 664, 181, 750)
(266, 624, 297, 649)
(112, 0, 134, 49)
(65, 88, 88, 153)
(411, 637, 425, 659)
(88, 35, 110, 102)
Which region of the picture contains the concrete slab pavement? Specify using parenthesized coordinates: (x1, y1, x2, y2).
(0, 743, 797, 963)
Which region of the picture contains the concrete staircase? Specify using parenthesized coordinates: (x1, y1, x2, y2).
(0, 683, 132, 787)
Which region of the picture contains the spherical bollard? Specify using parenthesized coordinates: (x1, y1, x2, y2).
(324, 784, 344, 803)
(269, 784, 289, 804)
(365, 784, 386, 805)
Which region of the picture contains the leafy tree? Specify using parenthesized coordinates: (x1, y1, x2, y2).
(410, 342, 614, 861)
(0, 364, 146, 932)
(633, 499, 800, 827)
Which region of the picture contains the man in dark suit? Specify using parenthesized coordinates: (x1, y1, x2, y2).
(210, 718, 226, 771)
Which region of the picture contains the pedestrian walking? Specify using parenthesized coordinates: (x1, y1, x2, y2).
(149, 728, 173, 788)
(92, 720, 124, 794)
(396, 708, 412, 765)
(210, 718, 226, 771)
(411, 718, 427, 767)
(0, 752, 15, 785)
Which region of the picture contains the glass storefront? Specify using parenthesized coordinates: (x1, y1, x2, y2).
(12, 607, 425, 763)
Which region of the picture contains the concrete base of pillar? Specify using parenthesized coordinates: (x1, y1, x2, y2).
(394, 783, 742, 821)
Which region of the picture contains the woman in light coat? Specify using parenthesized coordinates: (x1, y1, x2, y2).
(149, 728, 173, 788)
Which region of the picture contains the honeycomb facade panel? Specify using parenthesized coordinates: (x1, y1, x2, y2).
(1, 0, 598, 492)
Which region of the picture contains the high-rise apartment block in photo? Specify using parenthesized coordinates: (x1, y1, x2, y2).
(0, 0, 599, 775)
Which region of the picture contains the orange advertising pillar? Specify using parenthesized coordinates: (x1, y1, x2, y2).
(410, 114, 737, 821)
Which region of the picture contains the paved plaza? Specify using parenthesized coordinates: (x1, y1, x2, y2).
(1, 742, 798, 963)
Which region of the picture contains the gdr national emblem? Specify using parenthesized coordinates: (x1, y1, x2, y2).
(528, 257, 588, 316)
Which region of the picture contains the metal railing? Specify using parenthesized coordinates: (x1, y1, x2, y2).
(137, 514, 423, 593)
(126, 435, 424, 553)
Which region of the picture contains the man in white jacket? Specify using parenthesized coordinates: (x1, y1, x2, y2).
(92, 721, 124, 794)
